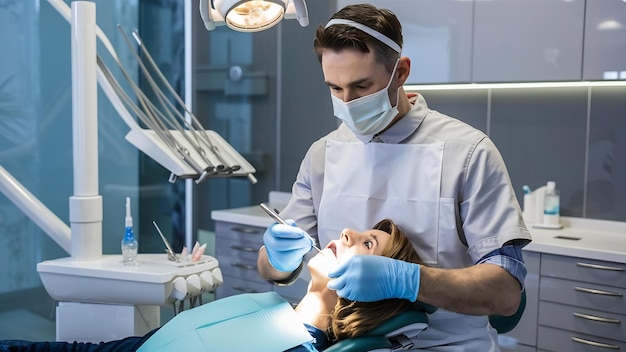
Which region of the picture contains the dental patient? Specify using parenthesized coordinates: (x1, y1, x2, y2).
(292, 218, 424, 351)
(0, 219, 424, 352)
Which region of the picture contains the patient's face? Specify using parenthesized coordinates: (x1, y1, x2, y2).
(307, 228, 391, 284)
(327, 228, 391, 260)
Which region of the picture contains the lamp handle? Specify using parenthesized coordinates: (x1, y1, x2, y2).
(199, 0, 216, 30)
(291, 0, 309, 27)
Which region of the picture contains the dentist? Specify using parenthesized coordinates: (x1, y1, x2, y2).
(258, 3, 532, 350)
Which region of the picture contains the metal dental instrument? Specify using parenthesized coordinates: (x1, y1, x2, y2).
(126, 27, 242, 179)
(259, 203, 322, 253)
(152, 220, 179, 262)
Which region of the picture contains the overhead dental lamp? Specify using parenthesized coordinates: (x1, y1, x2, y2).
(199, 0, 309, 32)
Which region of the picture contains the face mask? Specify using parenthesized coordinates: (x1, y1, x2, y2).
(332, 59, 400, 136)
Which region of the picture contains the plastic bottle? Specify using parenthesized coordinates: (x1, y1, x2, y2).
(121, 197, 138, 265)
(543, 181, 560, 226)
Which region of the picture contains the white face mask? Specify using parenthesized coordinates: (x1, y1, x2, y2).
(331, 59, 400, 136)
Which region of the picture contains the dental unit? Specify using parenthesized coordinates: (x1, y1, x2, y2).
(0, 0, 287, 343)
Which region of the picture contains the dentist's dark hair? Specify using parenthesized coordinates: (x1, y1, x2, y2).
(313, 4, 403, 74)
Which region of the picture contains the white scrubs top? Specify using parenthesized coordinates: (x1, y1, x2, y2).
(280, 94, 532, 350)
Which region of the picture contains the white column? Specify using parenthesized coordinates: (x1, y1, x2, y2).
(70, 1, 102, 261)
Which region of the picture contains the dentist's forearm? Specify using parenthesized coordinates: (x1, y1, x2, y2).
(257, 245, 294, 282)
(417, 263, 522, 316)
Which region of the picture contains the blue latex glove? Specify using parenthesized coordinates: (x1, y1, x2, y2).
(327, 255, 420, 302)
(263, 220, 314, 272)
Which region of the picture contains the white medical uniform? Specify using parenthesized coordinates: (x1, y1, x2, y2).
(280, 95, 532, 351)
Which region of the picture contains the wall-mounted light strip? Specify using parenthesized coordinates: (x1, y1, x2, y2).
(404, 80, 626, 91)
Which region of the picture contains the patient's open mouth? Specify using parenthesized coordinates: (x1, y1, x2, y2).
(326, 242, 338, 259)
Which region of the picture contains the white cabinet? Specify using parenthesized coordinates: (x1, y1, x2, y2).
(337, 0, 626, 83)
(503, 251, 626, 351)
(214, 222, 270, 297)
(336, 0, 473, 84)
(582, 0, 626, 80)
(472, 0, 585, 83)
(338, 0, 624, 83)
(537, 254, 626, 350)
(392, 0, 474, 84)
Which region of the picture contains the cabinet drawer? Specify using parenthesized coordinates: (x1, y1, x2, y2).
(215, 275, 273, 299)
(541, 254, 626, 288)
(216, 237, 265, 283)
(540, 277, 626, 315)
(538, 301, 625, 342)
(538, 325, 626, 352)
(215, 221, 265, 242)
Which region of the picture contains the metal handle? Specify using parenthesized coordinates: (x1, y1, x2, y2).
(259, 202, 289, 225)
(231, 285, 260, 293)
(571, 336, 619, 349)
(576, 262, 625, 272)
(575, 286, 623, 297)
(230, 245, 258, 253)
(231, 262, 257, 270)
(573, 312, 621, 324)
(230, 226, 263, 235)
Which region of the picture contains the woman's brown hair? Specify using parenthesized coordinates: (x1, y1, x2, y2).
(329, 218, 422, 341)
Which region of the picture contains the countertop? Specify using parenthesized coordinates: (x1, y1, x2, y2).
(524, 217, 626, 263)
(212, 202, 626, 264)
(211, 191, 291, 227)
(211, 204, 280, 228)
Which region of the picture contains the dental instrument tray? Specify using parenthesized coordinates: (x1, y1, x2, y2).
(37, 254, 221, 306)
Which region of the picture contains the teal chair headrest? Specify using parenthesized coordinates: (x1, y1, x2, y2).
(322, 290, 525, 352)
(323, 309, 428, 352)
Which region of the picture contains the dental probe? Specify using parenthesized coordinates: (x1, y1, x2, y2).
(259, 203, 323, 253)
(153, 220, 179, 262)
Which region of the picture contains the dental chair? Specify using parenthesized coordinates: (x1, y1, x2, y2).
(137, 291, 526, 352)
(489, 289, 527, 334)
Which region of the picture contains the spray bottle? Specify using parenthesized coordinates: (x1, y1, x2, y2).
(121, 197, 138, 265)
